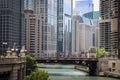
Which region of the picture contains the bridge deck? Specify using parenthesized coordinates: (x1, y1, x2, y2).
(36, 57, 98, 61)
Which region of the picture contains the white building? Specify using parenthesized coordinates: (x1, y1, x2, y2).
(72, 16, 95, 57)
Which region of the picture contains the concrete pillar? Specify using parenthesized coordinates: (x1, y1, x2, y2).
(10, 65, 18, 80)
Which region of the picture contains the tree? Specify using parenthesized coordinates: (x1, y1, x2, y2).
(96, 48, 110, 58)
(24, 69, 49, 80)
(26, 55, 38, 75)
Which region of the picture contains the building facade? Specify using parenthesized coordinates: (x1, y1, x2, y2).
(0, 0, 25, 53)
(72, 16, 94, 57)
(25, 10, 42, 57)
(57, 0, 72, 57)
(99, 0, 112, 52)
(110, 0, 120, 58)
(24, 0, 34, 11)
(83, 11, 100, 47)
(34, 0, 57, 57)
(63, 14, 71, 57)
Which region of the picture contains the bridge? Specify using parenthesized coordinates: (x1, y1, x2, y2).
(36, 57, 98, 76)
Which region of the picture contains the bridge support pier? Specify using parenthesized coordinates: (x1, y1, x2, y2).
(88, 61, 97, 76)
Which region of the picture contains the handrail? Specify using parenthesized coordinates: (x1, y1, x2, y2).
(0, 57, 26, 64)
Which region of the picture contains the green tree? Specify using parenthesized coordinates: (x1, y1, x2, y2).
(24, 69, 49, 80)
(26, 55, 38, 75)
(96, 48, 110, 58)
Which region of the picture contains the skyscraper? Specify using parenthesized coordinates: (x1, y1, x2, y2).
(25, 10, 42, 57)
(99, 0, 112, 52)
(24, 0, 34, 10)
(34, 0, 57, 57)
(110, 0, 120, 58)
(0, 0, 25, 53)
(57, 0, 72, 57)
(72, 15, 94, 57)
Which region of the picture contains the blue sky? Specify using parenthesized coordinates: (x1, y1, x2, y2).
(73, 0, 99, 11)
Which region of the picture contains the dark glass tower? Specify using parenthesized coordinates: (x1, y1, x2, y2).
(0, 0, 25, 53)
(57, 0, 72, 57)
(57, 0, 64, 55)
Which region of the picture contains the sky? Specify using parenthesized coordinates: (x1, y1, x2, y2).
(93, 0, 99, 11)
(73, 0, 99, 11)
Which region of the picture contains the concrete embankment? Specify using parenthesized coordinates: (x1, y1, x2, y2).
(75, 65, 89, 73)
(104, 71, 120, 78)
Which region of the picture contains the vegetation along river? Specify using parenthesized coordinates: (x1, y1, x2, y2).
(39, 64, 119, 80)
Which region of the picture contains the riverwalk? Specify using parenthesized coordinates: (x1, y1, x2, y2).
(75, 65, 89, 73)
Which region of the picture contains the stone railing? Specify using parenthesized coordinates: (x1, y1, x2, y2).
(0, 57, 26, 64)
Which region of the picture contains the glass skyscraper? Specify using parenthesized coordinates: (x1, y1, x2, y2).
(0, 0, 25, 53)
(57, 0, 72, 57)
(63, 14, 71, 57)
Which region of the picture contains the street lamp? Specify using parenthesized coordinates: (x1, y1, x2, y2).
(11, 48, 18, 57)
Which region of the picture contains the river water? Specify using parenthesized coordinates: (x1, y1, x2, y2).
(39, 64, 119, 80)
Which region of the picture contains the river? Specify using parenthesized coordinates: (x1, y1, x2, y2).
(39, 64, 119, 80)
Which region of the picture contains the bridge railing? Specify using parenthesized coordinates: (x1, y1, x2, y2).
(36, 57, 98, 61)
(0, 57, 26, 64)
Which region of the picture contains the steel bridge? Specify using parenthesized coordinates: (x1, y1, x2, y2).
(36, 57, 98, 76)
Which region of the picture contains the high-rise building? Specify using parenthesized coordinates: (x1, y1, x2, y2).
(25, 10, 42, 57)
(99, 0, 112, 52)
(57, 0, 72, 57)
(63, 14, 71, 57)
(0, 0, 25, 53)
(72, 15, 94, 57)
(110, 0, 120, 58)
(24, 0, 34, 11)
(83, 11, 100, 47)
(34, 0, 57, 57)
(75, 0, 93, 15)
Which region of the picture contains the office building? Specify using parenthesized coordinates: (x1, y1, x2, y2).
(99, 0, 112, 52)
(83, 11, 100, 47)
(25, 10, 42, 57)
(57, 0, 72, 57)
(0, 0, 25, 53)
(63, 14, 71, 57)
(72, 16, 94, 57)
(34, 0, 57, 57)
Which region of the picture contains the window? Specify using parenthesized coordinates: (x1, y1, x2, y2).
(112, 63, 116, 68)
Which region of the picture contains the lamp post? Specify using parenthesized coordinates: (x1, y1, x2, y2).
(11, 48, 18, 57)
